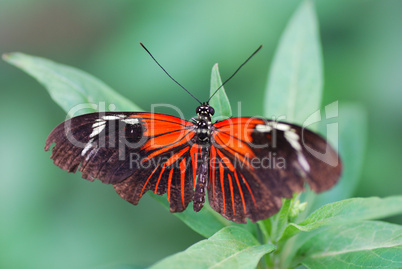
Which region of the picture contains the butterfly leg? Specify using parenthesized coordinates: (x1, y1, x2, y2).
(193, 147, 209, 212)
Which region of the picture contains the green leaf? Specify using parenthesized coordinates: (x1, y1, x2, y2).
(209, 63, 232, 121)
(152, 193, 257, 238)
(268, 197, 293, 243)
(3, 52, 142, 116)
(296, 221, 402, 269)
(3, 52, 231, 238)
(150, 193, 231, 238)
(149, 226, 276, 269)
(281, 196, 402, 241)
(264, 0, 322, 125)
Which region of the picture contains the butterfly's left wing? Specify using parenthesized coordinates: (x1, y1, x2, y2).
(209, 117, 342, 223)
(45, 112, 201, 212)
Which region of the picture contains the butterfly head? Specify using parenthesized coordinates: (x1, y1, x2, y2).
(196, 103, 215, 117)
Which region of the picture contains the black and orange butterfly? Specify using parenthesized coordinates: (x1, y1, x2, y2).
(45, 44, 341, 223)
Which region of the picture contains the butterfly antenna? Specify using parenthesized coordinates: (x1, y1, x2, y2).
(140, 43, 202, 104)
(208, 45, 262, 103)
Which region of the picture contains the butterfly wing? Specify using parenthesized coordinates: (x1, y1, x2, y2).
(45, 112, 201, 212)
(209, 117, 342, 223)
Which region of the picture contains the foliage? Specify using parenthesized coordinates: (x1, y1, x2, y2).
(4, 1, 402, 268)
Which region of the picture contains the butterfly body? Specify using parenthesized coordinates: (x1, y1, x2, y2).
(190, 103, 215, 212)
(193, 103, 215, 143)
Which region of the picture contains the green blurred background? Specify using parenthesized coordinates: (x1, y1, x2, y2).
(1, 0, 401, 268)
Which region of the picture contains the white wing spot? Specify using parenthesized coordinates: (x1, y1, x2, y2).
(81, 139, 94, 156)
(282, 129, 311, 172)
(85, 147, 99, 161)
(284, 130, 299, 141)
(102, 115, 122, 120)
(92, 121, 106, 128)
(297, 153, 310, 172)
(275, 123, 291, 131)
(122, 118, 139, 125)
(89, 124, 106, 138)
(255, 124, 272, 132)
(284, 130, 302, 151)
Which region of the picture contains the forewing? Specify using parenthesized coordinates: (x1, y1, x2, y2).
(45, 112, 199, 212)
(209, 117, 341, 223)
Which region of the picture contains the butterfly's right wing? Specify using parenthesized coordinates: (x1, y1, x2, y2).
(209, 117, 341, 223)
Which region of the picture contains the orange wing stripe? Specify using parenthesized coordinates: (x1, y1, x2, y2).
(190, 145, 200, 187)
(164, 147, 189, 167)
(219, 160, 226, 214)
(228, 174, 235, 215)
(148, 129, 189, 145)
(143, 130, 190, 152)
(152, 164, 166, 194)
(213, 117, 265, 129)
(167, 168, 174, 202)
(239, 173, 257, 208)
(127, 113, 193, 138)
(180, 159, 186, 208)
(216, 148, 247, 214)
(213, 133, 254, 170)
(142, 165, 160, 196)
(210, 146, 217, 204)
(216, 149, 235, 172)
(213, 131, 253, 152)
(143, 131, 194, 161)
(233, 171, 247, 214)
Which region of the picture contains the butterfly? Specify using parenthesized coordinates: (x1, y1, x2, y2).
(45, 44, 342, 223)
